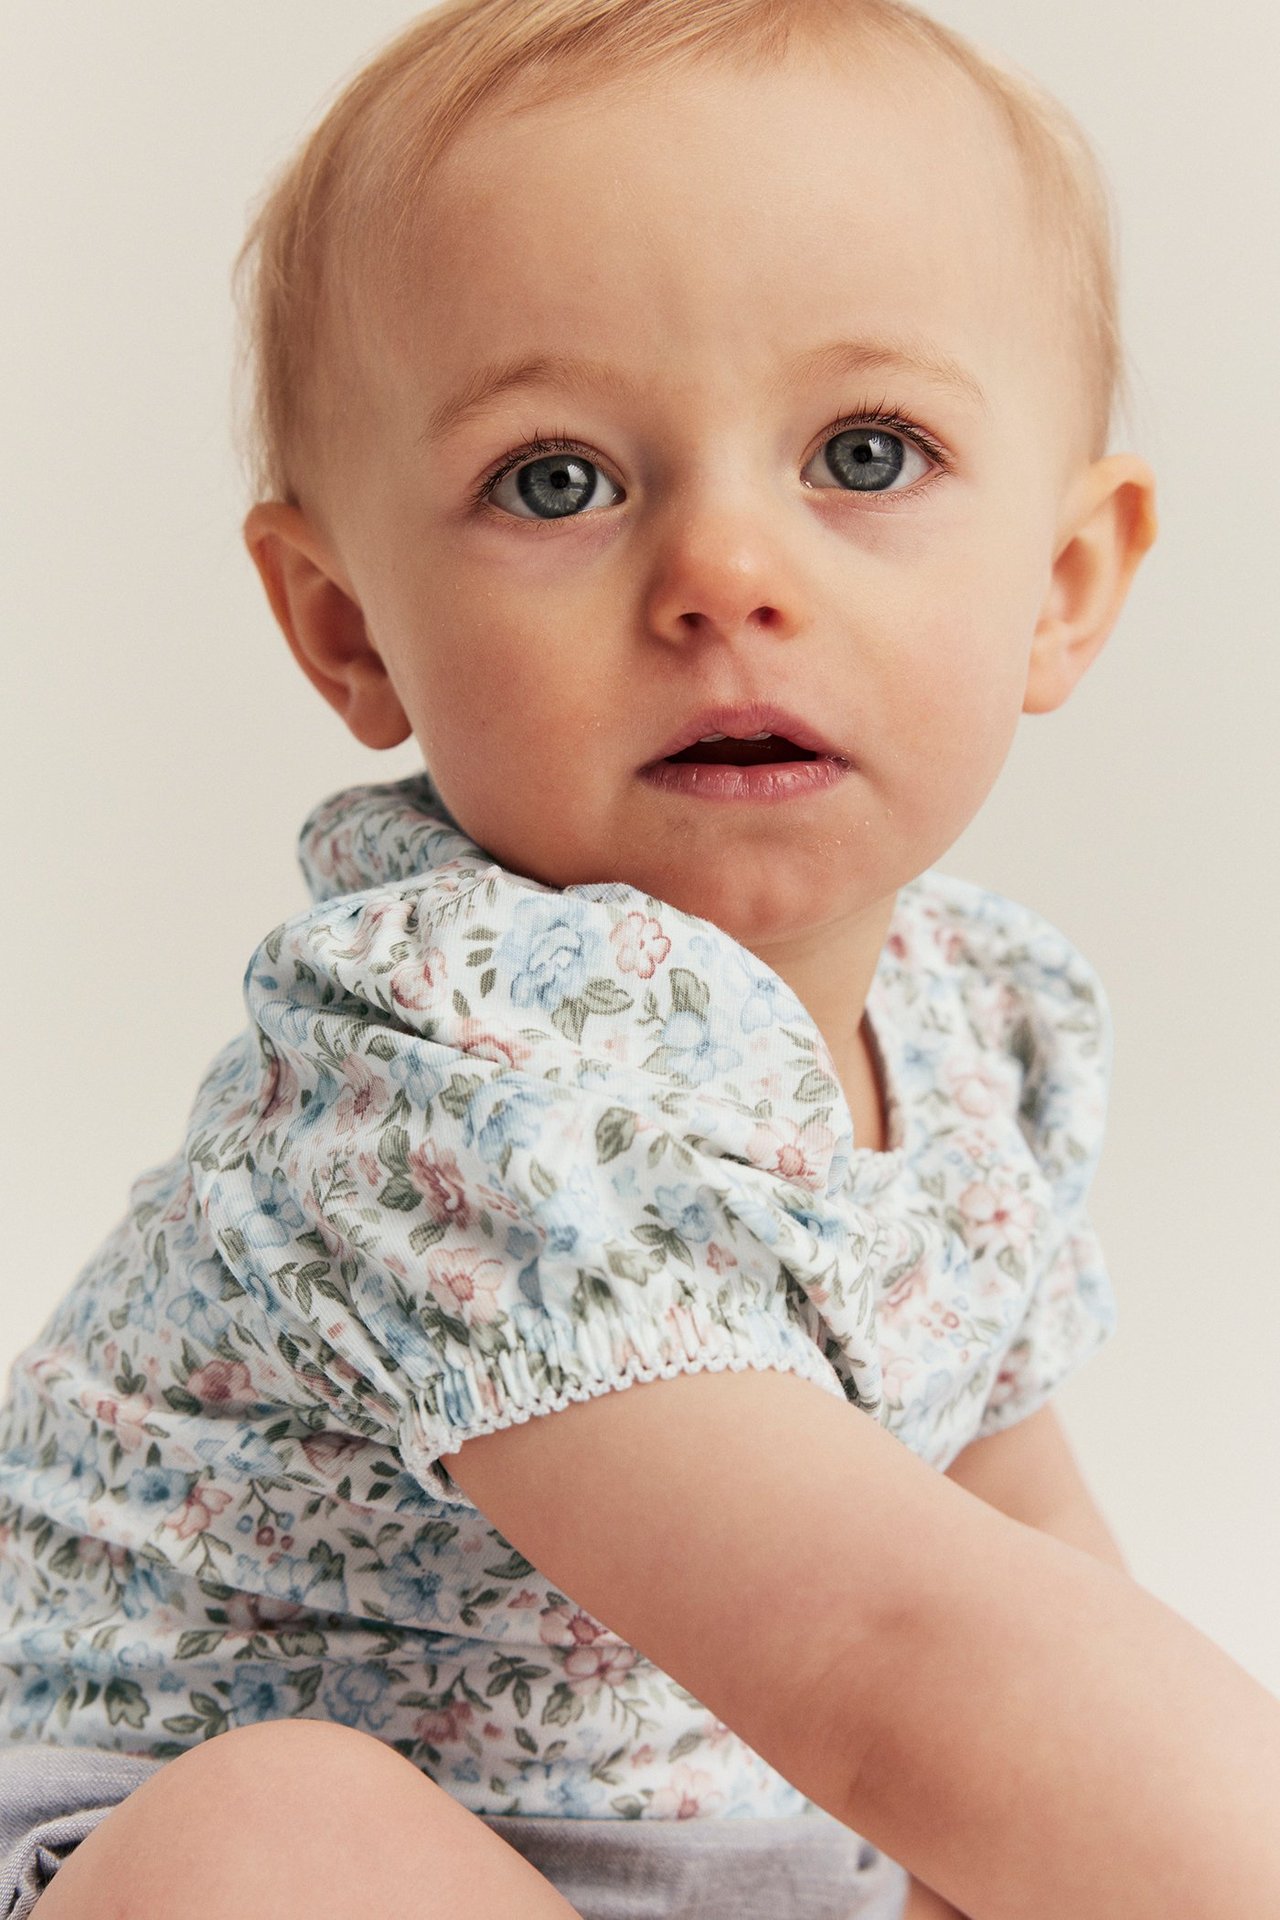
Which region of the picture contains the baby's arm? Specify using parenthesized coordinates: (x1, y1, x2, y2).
(444, 1365, 1280, 1918)
(901, 1403, 1129, 1916)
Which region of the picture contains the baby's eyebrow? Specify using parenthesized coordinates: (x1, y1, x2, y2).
(419, 332, 987, 447)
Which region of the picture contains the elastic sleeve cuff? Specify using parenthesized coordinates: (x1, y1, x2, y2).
(397, 1307, 852, 1510)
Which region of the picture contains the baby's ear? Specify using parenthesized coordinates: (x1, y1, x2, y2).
(1023, 454, 1158, 715)
(242, 502, 412, 749)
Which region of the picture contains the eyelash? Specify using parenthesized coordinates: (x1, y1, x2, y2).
(468, 400, 954, 512)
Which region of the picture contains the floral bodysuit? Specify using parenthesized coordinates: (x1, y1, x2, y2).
(0, 770, 1116, 1821)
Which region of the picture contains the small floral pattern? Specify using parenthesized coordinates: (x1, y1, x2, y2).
(0, 771, 1116, 1823)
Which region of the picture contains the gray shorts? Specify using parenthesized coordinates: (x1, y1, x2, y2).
(0, 1741, 908, 1919)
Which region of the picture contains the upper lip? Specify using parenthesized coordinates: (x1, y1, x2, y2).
(642, 702, 849, 767)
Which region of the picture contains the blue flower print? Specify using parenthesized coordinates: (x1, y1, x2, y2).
(652, 1184, 716, 1243)
(195, 1423, 283, 1480)
(18, 1626, 67, 1665)
(119, 1559, 175, 1622)
(252, 973, 326, 1052)
(166, 1267, 231, 1348)
(237, 1165, 308, 1251)
(228, 1666, 292, 1725)
(10, 1673, 59, 1736)
(386, 1043, 449, 1111)
(125, 1466, 196, 1515)
(495, 906, 608, 1012)
(472, 1084, 557, 1164)
(657, 1010, 742, 1087)
(293, 1067, 340, 1134)
(379, 1541, 448, 1621)
(323, 1662, 397, 1733)
(533, 1165, 612, 1256)
(233, 1548, 347, 1609)
(547, 1773, 601, 1818)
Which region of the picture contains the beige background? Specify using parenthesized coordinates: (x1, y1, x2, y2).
(2, 3, 1277, 1690)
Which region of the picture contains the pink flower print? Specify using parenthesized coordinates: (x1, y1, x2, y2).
(186, 1359, 253, 1406)
(648, 1763, 726, 1819)
(705, 1240, 738, 1274)
(881, 1261, 927, 1312)
(165, 1482, 233, 1540)
(880, 1352, 918, 1409)
(223, 1592, 309, 1635)
(357, 1150, 382, 1189)
(89, 1392, 153, 1452)
(335, 899, 396, 965)
(662, 1298, 714, 1358)
(300, 1432, 366, 1476)
(103, 1342, 118, 1370)
(162, 1173, 195, 1224)
(260, 1051, 301, 1127)
(632, 1744, 657, 1769)
(563, 1635, 639, 1696)
(413, 1699, 475, 1746)
(610, 912, 672, 979)
(390, 945, 449, 1013)
(407, 1145, 473, 1230)
(939, 926, 968, 967)
(745, 1117, 833, 1189)
(334, 1056, 389, 1135)
(507, 1589, 542, 1610)
(454, 1020, 533, 1071)
(475, 1181, 521, 1222)
(957, 1181, 1043, 1253)
(428, 1249, 505, 1324)
(945, 1058, 1001, 1119)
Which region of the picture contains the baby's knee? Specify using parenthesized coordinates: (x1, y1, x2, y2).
(35, 1717, 510, 1919)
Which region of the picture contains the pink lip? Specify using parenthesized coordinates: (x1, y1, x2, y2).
(639, 757, 852, 803)
(642, 701, 849, 768)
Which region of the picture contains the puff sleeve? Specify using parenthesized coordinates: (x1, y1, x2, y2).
(969, 899, 1118, 1440)
(190, 873, 870, 1512)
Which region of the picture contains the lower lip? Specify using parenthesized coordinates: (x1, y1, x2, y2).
(638, 755, 852, 802)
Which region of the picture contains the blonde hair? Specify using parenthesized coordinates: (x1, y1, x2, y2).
(232, 0, 1132, 508)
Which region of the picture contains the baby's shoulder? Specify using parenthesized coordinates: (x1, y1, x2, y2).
(897, 870, 1114, 1191)
(901, 865, 1112, 1049)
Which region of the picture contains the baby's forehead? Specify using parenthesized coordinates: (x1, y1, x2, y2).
(314, 42, 1084, 499)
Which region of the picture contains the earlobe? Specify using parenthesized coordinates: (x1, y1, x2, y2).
(1024, 453, 1159, 716)
(241, 502, 412, 749)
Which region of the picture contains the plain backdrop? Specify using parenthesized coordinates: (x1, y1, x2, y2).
(2, 3, 1277, 1691)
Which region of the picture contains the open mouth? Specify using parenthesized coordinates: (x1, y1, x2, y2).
(663, 734, 820, 766)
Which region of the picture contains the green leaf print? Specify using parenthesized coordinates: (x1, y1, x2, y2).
(378, 1174, 423, 1212)
(595, 1108, 637, 1163)
(378, 1124, 412, 1174)
(104, 1678, 150, 1731)
(667, 967, 710, 1019)
(528, 1160, 558, 1199)
(581, 977, 634, 1015)
(551, 996, 588, 1045)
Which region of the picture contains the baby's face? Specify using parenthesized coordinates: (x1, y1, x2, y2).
(309, 47, 1098, 945)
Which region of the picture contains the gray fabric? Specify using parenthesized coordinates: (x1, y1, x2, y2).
(0, 1741, 908, 1919)
(0, 1745, 167, 1919)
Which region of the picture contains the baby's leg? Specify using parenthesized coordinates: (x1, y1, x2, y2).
(34, 1719, 584, 1919)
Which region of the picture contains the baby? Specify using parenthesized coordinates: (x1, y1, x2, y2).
(3, 2, 1280, 1917)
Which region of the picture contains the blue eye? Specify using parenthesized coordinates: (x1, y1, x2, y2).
(486, 450, 620, 521)
(808, 425, 932, 493)
(474, 410, 947, 521)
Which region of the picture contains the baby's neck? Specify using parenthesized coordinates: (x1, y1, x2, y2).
(838, 1018, 889, 1154)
